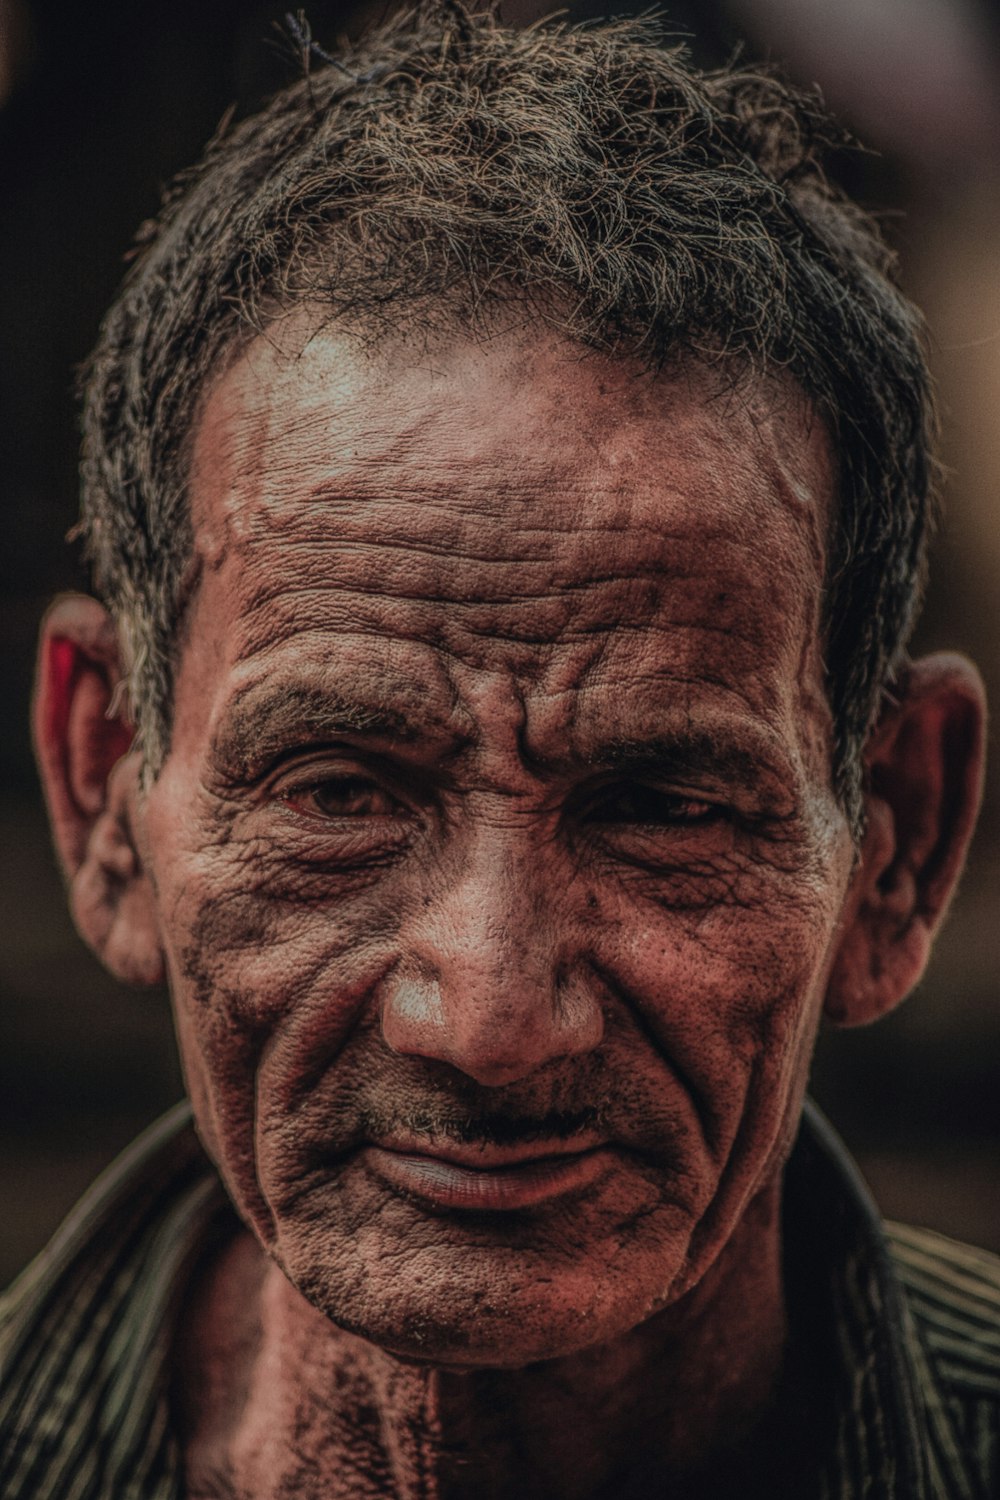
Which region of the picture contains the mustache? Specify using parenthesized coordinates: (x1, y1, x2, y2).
(353, 1104, 607, 1147)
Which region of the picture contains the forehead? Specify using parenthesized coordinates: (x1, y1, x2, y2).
(182, 325, 834, 767)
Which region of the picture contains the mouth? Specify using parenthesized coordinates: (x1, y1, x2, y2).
(361, 1137, 617, 1212)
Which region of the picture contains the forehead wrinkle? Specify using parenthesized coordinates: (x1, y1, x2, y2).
(261, 502, 739, 572)
(225, 519, 792, 619)
(187, 331, 836, 794)
(208, 362, 517, 519)
(194, 343, 832, 594)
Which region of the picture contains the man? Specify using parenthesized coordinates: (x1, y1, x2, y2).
(1, 8, 996, 1497)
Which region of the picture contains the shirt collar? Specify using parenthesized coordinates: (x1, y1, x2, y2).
(788, 1101, 930, 1499)
(2, 1098, 935, 1499)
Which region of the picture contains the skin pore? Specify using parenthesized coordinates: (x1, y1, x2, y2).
(158, 323, 848, 1498)
(33, 320, 986, 1498)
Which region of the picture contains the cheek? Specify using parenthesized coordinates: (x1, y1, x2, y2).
(595, 868, 843, 1153)
(155, 827, 408, 1238)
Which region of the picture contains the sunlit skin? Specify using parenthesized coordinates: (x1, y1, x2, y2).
(33, 320, 986, 1499)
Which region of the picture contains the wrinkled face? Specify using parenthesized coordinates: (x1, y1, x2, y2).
(140, 325, 855, 1366)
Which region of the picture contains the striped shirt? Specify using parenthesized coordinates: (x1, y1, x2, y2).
(1, 1101, 997, 1498)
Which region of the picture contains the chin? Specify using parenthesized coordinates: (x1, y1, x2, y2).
(286, 1242, 688, 1370)
(265, 1162, 702, 1366)
(318, 1299, 634, 1369)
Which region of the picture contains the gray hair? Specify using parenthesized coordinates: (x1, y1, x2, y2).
(79, 5, 937, 833)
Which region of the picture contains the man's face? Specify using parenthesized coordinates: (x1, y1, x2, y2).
(138, 325, 855, 1366)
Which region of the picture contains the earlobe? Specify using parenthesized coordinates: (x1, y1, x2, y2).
(33, 595, 165, 986)
(824, 653, 985, 1028)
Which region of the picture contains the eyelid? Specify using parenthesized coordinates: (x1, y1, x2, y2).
(276, 762, 378, 791)
(262, 748, 403, 794)
(265, 753, 444, 836)
(599, 767, 802, 823)
(267, 767, 419, 866)
(587, 799, 721, 830)
(577, 776, 724, 812)
(288, 783, 407, 825)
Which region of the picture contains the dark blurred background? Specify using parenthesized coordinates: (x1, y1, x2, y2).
(1, 0, 998, 1286)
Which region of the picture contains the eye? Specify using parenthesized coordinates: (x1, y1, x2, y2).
(584, 784, 720, 828)
(282, 774, 408, 821)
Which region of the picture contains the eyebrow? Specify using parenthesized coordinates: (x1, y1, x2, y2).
(568, 728, 798, 805)
(210, 684, 797, 806)
(209, 682, 463, 779)
(597, 733, 772, 781)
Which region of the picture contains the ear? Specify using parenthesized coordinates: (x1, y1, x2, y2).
(824, 653, 985, 1027)
(33, 594, 165, 986)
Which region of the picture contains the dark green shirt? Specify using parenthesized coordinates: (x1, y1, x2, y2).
(1, 1102, 998, 1498)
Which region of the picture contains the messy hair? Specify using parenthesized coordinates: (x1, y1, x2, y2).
(79, 5, 936, 832)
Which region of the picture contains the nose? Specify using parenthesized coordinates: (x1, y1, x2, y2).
(380, 828, 604, 1087)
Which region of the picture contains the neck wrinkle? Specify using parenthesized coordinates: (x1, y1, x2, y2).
(369, 1358, 443, 1500)
(179, 1177, 792, 1500)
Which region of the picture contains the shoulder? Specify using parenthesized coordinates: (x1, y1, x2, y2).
(886, 1221, 1000, 1495)
(0, 1102, 213, 1345)
(886, 1221, 1000, 1399)
(881, 1224, 1000, 1494)
(887, 1220, 1000, 1395)
(0, 1105, 230, 1500)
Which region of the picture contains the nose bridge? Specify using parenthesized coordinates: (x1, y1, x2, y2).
(445, 823, 547, 990)
(381, 811, 604, 1084)
(421, 812, 563, 1029)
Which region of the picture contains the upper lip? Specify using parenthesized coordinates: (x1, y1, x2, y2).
(366, 1135, 610, 1170)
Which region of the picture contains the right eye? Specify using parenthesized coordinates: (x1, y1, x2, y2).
(282, 773, 410, 822)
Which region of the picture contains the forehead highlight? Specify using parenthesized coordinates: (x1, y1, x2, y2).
(187, 326, 834, 559)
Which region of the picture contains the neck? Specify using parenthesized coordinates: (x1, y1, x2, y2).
(175, 1184, 792, 1500)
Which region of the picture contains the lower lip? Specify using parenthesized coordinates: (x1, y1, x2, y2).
(362, 1145, 615, 1212)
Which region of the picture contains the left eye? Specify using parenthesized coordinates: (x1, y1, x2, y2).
(283, 776, 406, 820)
(584, 785, 718, 827)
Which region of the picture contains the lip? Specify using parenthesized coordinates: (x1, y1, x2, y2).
(361, 1141, 616, 1212)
